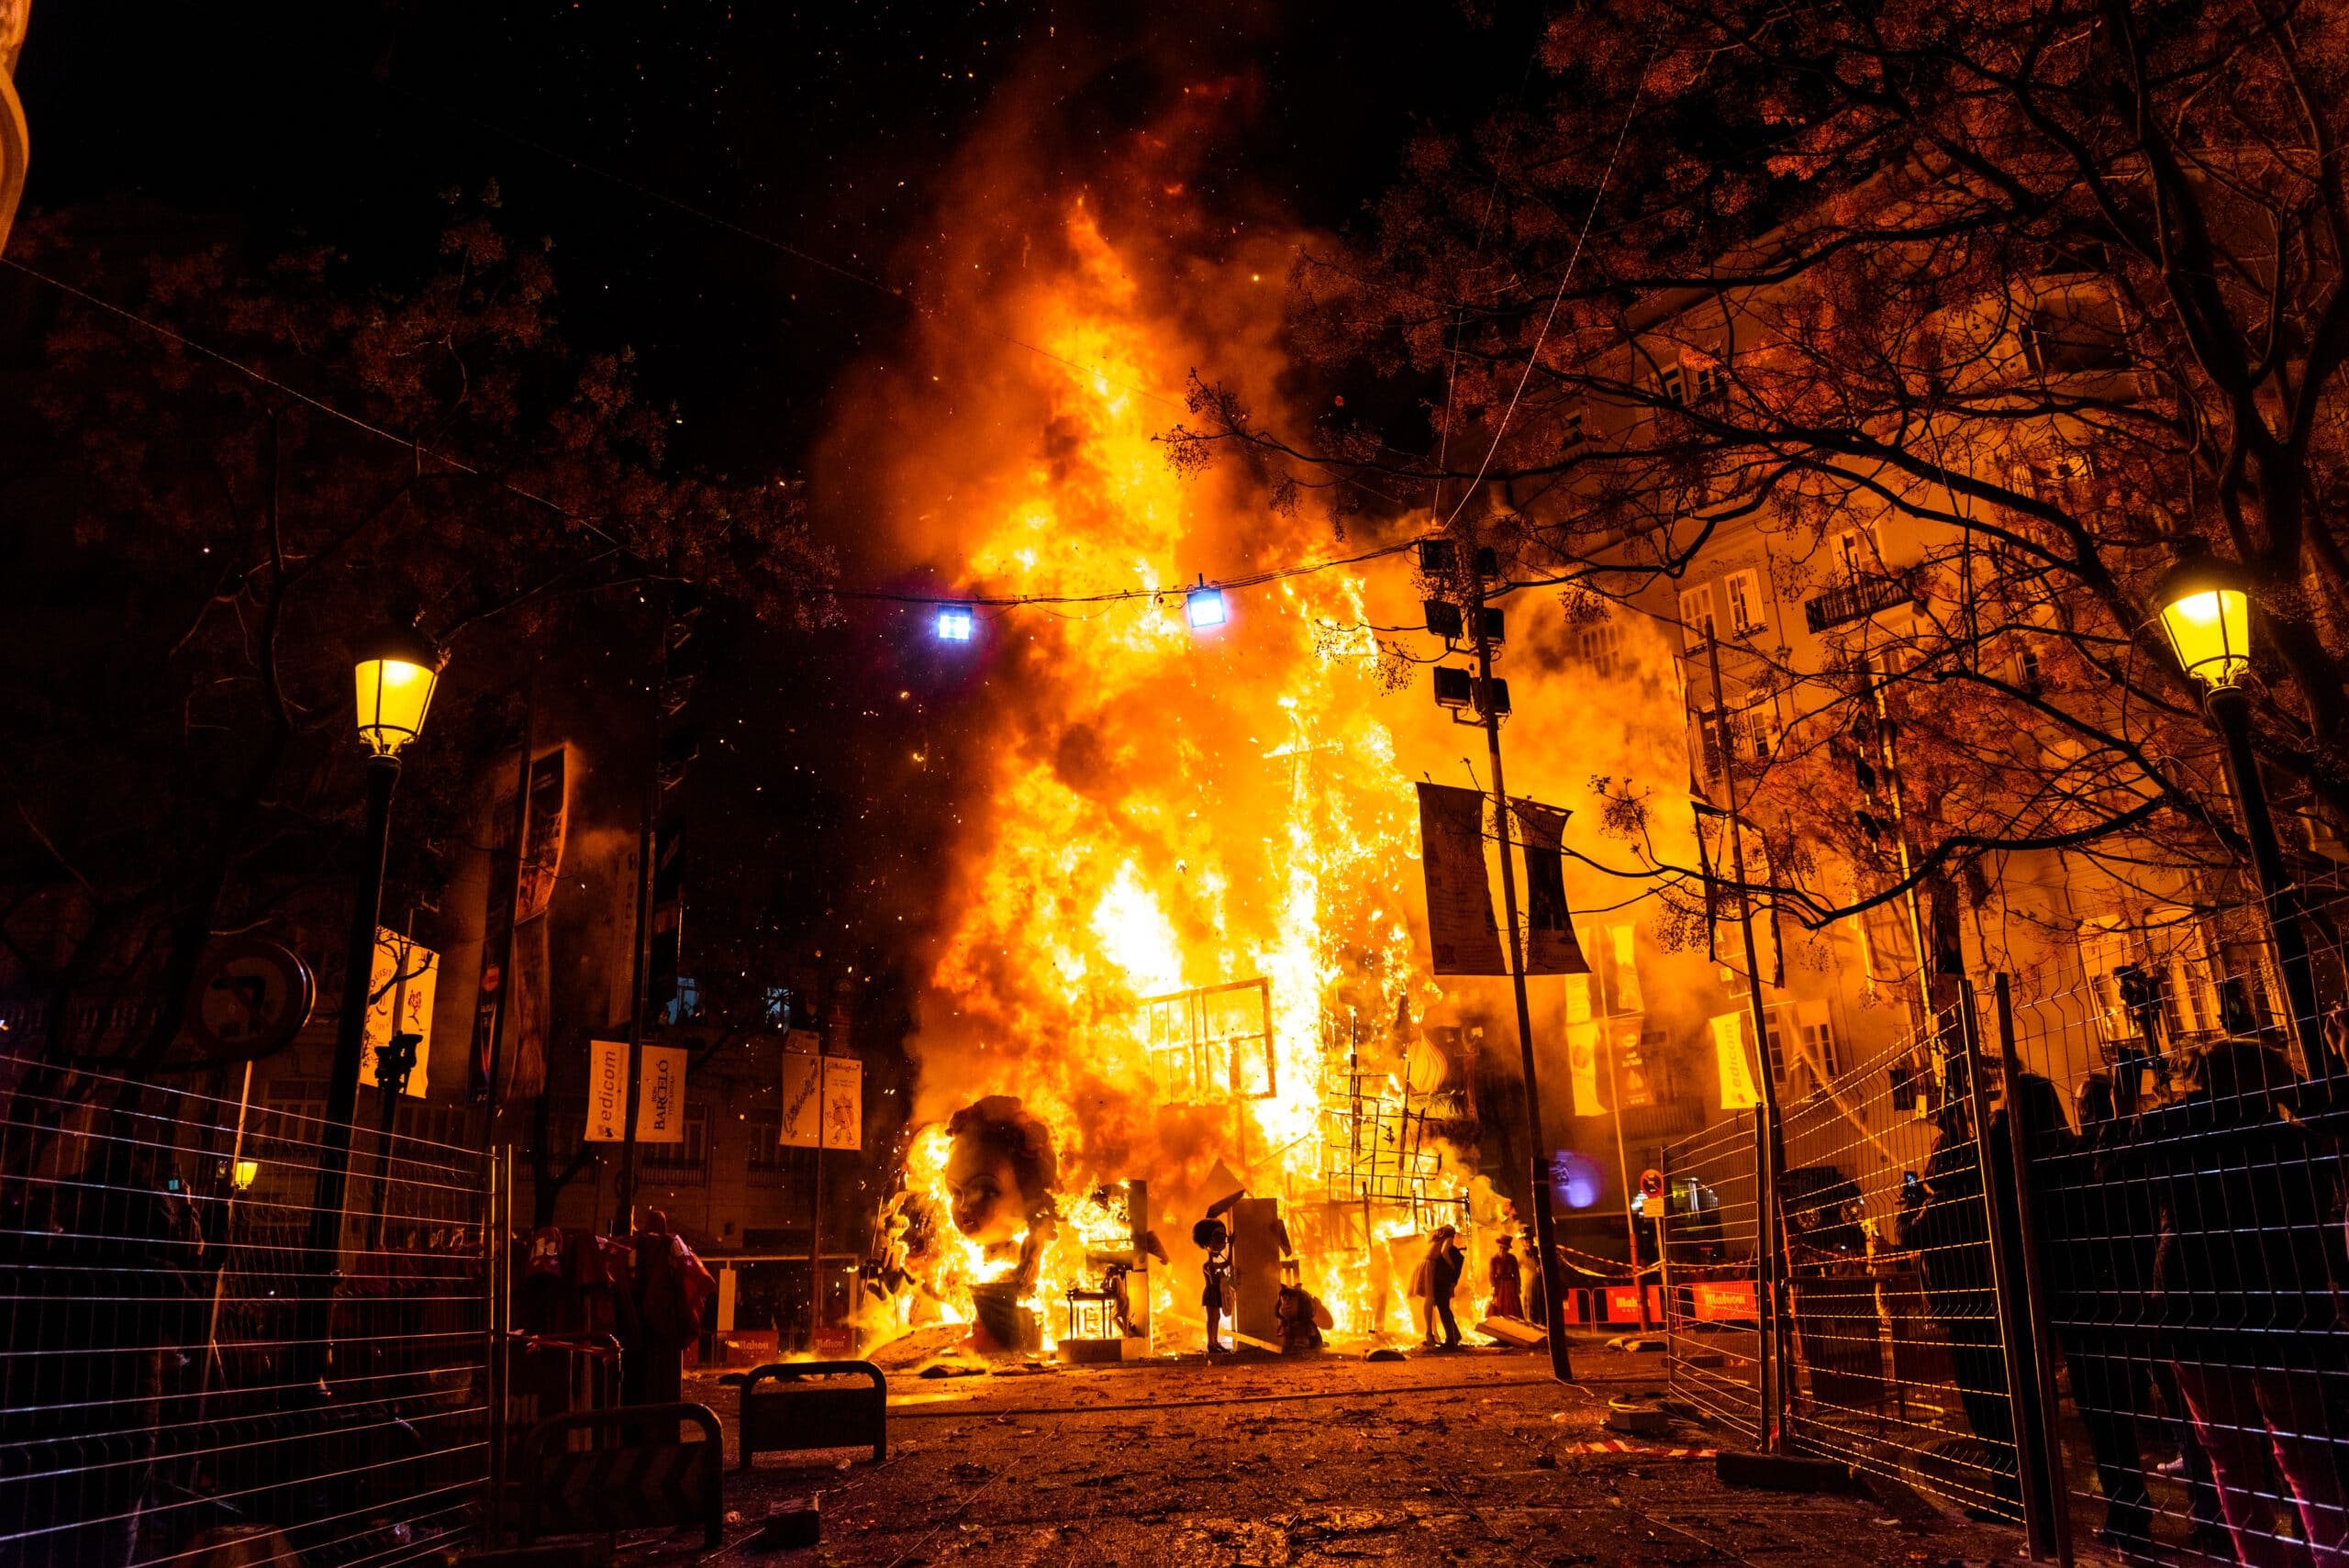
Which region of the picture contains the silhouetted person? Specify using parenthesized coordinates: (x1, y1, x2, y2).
(1900, 1091, 2043, 1519)
(2141, 1040, 2347, 1568)
(1413, 1226, 1464, 1349)
(1488, 1234, 1524, 1320)
(1194, 1218, 1231, 1353)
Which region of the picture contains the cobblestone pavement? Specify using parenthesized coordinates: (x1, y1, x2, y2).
(597, 1343, 2030, 1567)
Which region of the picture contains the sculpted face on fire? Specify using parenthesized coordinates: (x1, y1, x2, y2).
(942, 1095, 1058, 1246)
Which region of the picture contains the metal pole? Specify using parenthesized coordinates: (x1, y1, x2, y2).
(1606, 1037, 1652, 1331)
(1956, 976, 2043, 1550)
(1995, 975, 2074, 1567)
(1708, 631, 1788, 1451)
(613, 616, 668, 1236)
(482, 1144, 507, 1549)
(2208, 685, 2331, 1075)
(303, 751, 399, 1385)
(1470, 559, 1574, 1383)
(809, 1140, 824, 1352)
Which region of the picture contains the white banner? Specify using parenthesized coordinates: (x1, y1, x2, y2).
(361, 929, 437, 1096)
(634, 1044, 687, 1143)
(780, 1048, 821, 1148)
(1568, 1020, 1605, 1118)
(586, 1039, 629, 1141)
(1712, 1012, 1762, 1110)
(820, 1056, 863, 1151)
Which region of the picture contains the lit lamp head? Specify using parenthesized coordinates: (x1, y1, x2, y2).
(2154, 557, 2253, 690)
(935, 604, 974, 642)
(231, 1158, 261, 1192)
(352, 624, 447, 758)
(1185, 575, 1227, 631)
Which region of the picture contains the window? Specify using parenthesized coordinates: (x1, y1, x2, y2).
(1679, 585, 1717, 650)
(746, 1117, 788, 1187)
(641, 1103, 711, 1185)
(1689, 361, 1725, 402)
(1723, 570, 1767, 637)
(2021, 295, 2131, 377)
(1658, 364, 1686, 405)
(1832, 526, 1885, 580)
(2017, 645, 2043, 693)
(1560, 408, 1588, 449)
(1579, 623, 1622, 676)
(1797, 1000, 1842, 1078)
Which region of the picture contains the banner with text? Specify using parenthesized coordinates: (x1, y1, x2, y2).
(1711, 1012, 1762, 1110)
(583, 1039, 689, 1142)
(361, 929, 437, 1096)
(1511, 800, 1590, 975)
(780, 1048, 821, 1148)
(821, 1056, 863, 1151)
(1415, 783, 1503, 974)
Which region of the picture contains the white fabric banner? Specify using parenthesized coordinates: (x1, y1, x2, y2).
(780, 1049, 821, 1148)
(361, 929, 437, 1096)
(1567, 1020, 1605, 1118)
(585, 1038, 629, 1141)
(820, 1057, 863, 1151)
(633, 1043, 687, 1143)
(1712, 1012, 1762, 1110)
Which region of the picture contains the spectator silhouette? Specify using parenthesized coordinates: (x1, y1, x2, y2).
(2140, 1040, 2347, 1568)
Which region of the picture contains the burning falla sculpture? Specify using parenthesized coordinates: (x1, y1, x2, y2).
(940, 1095, 1059, 1351)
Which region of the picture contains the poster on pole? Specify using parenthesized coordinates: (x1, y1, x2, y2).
(779, 1047, 821, 1148)
(633, 1043, 687, 1143)
(820, 1057, 863, 1151)
(1568, 1020, 1605, 1118)
(1511, 800, 1590, 975)
(1614, 1025, 1656, 1109)
(1415, 783, 1504, 975)
(1711, 1012, 1762, 1110)
(585, 1039, 629, 1141)
(361, 929, 437, 1096)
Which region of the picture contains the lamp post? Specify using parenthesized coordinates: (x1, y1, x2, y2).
(2154, 560, 2330, 1074)
(301, 624, 444, 1386)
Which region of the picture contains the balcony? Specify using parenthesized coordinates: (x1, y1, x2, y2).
(1805, 570, 1914, 634)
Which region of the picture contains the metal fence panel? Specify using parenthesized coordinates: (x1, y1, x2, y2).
(0, 1067, 491, 1568)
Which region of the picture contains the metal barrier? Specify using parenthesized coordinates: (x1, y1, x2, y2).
(0, 1066, 491, 1567)
(1658, 895, 2349, 1567)
(518, 1402, 723, 1548)
(2007, 909, 2349, 1568)
(732, 1360, 886, 1469)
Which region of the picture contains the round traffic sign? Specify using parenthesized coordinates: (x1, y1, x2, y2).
(1639, 1167, 1666, 1201)
(186, 939, 315, 1062)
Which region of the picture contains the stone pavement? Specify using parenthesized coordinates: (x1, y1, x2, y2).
(601, 1343, 2031, 1567)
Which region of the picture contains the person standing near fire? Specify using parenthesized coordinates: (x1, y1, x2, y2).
(1488, 1233, 1525, 1320)
(1194, 1218, 1232, 1353)
(1412, 1226, 1465, 1349)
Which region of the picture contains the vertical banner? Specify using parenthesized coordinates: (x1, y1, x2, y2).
(1614, 1025, 1655, 1108)
(820, 1057, 863, 1151)
(780, 1047, 821, 1148)
(1609, 924, 1644, 1013)
(1568, 1019, 1606, 1118)
(1511, 800, 1591, 974)
(361, 929, 437, 1096)
(1415, 783, 1504, 974)
(634, 1043, 687, 1143)
(470, 759, 527, 1099)
(585, 1038, 629, 1141)
(1712, 1012, 1762, 1110)
(507, 748, 567, 1101)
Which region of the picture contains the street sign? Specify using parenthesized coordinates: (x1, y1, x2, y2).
(1639, 1168, 1665, 1201)
(185, 939, 314, 1062)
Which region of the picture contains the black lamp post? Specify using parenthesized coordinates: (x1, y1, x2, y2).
(2153, 559, 2330, 1074)
(300, 624, 445, 1385)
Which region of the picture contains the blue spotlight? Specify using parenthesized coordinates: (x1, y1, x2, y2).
(1185, 576, 1227, 630)
(936, 604, 974, 642)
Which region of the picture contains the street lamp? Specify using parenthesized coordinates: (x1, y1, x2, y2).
(303, 622, 445, 1384)
(2154, 558, 2330, 1073)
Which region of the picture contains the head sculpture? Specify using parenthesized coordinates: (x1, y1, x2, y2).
(942, 1095, 1059, 1245)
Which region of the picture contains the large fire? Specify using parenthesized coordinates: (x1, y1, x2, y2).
(828, 93, 1683, 1355)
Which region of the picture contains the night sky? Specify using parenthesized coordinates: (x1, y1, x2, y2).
(19, 1, 1525, 475)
